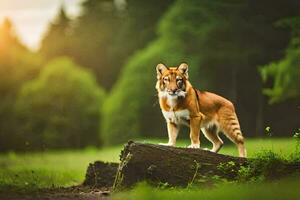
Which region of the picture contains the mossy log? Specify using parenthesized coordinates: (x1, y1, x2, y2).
(113, 141, 248, 189)
(84, 141, 300, 189)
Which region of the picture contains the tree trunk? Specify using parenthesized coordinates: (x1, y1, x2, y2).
(113, 141, 248, 189)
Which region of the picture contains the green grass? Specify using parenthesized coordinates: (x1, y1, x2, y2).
(0, 138, 298, 190)
(0, 146, 121, 189)
(112, 176, 300, 200)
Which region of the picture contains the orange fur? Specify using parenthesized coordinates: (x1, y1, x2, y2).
(156, 63, 247, 157)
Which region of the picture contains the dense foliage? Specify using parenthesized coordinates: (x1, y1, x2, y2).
(15, 58, 105, 149)
(261, 17, 300, 103)
(0, 19, 42, 151)
(39, 0, 174, 89)
(102, 0, 300, 145)
(0, 0, 300, 150)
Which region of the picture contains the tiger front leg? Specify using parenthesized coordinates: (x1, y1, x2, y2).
(159, 122, 179, 147)
(188, 117, 201, 148)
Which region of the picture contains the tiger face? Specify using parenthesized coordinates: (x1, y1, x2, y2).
(156, 63, 189, 98)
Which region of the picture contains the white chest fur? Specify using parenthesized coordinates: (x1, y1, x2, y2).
(162, 109, 190, 125)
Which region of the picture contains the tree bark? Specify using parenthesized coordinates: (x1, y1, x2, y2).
(113, 141, 248, 189)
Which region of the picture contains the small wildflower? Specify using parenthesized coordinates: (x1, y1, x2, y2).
(265, 126, 272, 137)
(293, 129, 300, 139)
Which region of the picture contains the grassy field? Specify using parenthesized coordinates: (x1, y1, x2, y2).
(112, 176, 300, 200)
(0, 138, 298, 190)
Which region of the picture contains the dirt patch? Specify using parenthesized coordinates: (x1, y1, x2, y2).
(0, 186, 111, 200)
(0, 160, 119, 200)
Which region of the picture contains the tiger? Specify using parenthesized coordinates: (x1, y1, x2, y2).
(156, 63, 247, 157)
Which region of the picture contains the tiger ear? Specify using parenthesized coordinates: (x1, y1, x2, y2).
(156, 63, 168, 79)
(177, 63, 189, 79)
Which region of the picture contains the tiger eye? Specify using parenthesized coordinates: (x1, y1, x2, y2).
(176, 78, 183, 82)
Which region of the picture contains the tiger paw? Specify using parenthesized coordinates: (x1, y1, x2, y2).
(159, 143, 175, 147)
(187, 144, 200, 148)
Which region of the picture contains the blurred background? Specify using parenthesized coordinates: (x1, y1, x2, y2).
(0, 0, 299, 152)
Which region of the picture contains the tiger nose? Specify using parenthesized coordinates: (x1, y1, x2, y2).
(168, 88, 177, 94)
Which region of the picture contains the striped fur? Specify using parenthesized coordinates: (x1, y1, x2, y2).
(156, 63, 247, 157)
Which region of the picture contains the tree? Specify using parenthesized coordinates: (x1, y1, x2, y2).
(69, 0, 122, 89)
(108, 0, 175, 87)
(39, 5, 71, 59)
(15, 57, 105, 149)
(0, 18, 25, 53)
(261, 17, 300, 103)
(0, 18, 42, 151)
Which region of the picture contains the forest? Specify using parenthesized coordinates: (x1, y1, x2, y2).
(0, 0, 299, 151)
(0, 0, 300, 199)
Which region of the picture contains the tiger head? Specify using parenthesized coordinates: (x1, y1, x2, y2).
(156, 63, 189, 98)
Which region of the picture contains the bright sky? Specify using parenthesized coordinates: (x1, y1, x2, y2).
(0, 0, 84, 50)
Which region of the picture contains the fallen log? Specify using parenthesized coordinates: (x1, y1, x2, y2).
(113, 141, 248, 189)
(83, 141, 300, 189)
